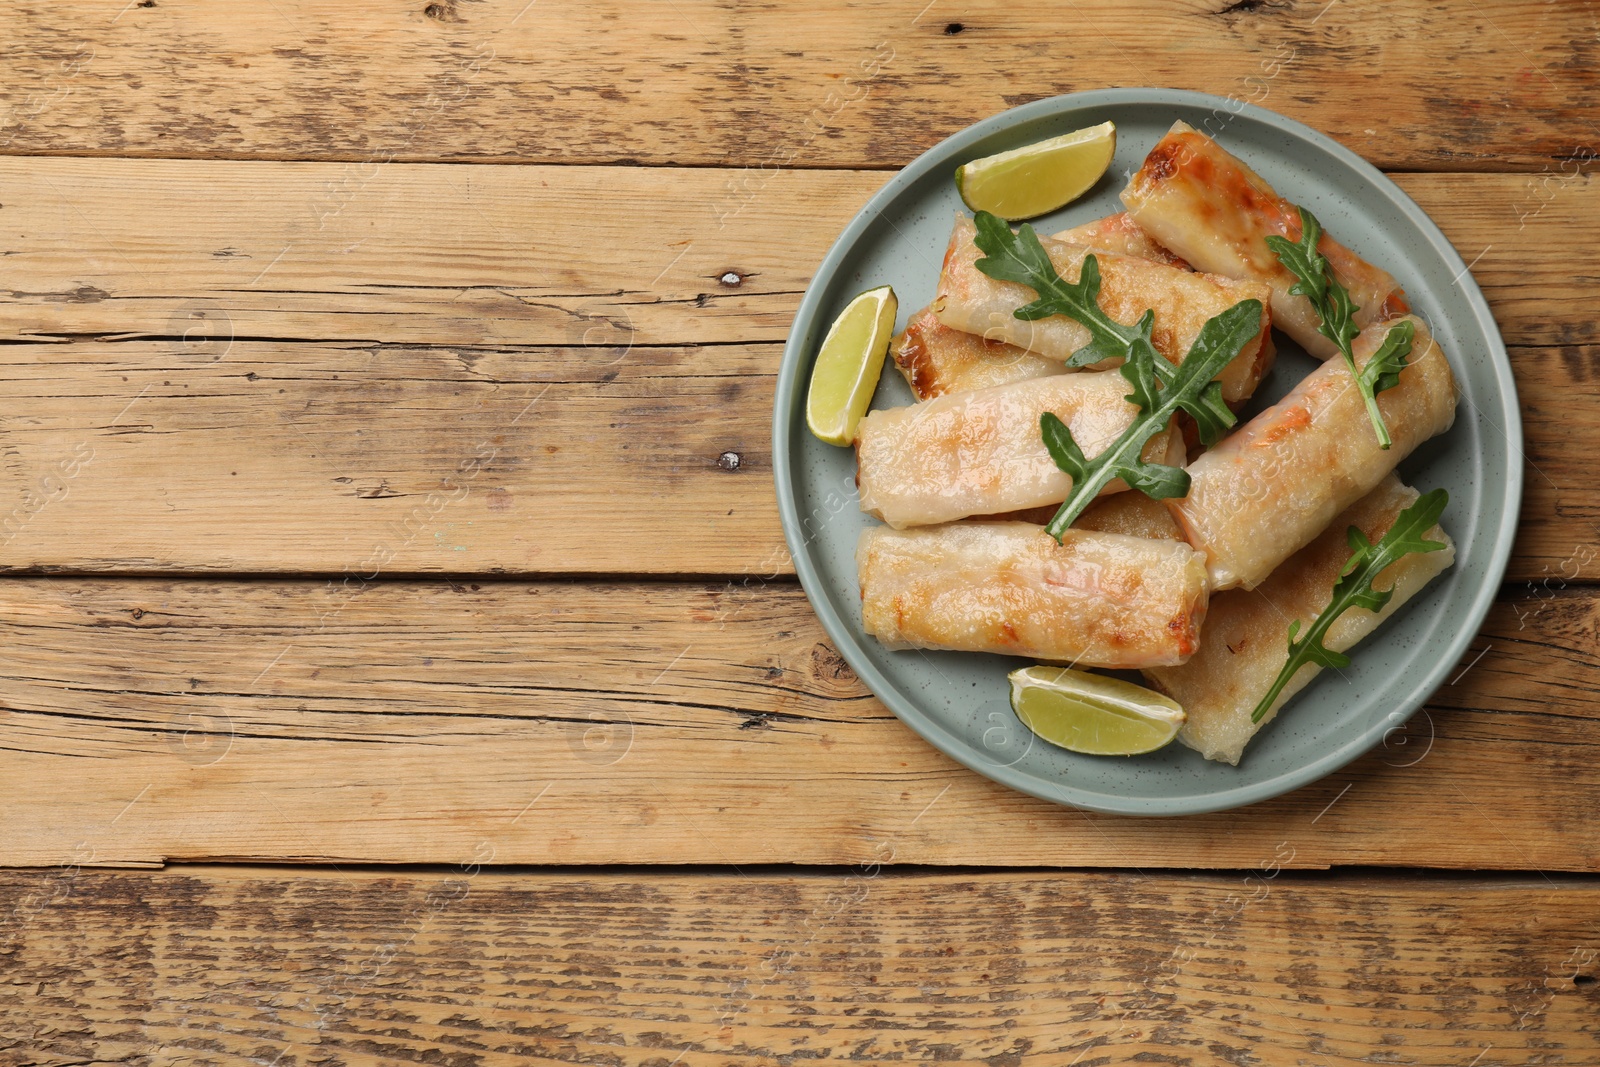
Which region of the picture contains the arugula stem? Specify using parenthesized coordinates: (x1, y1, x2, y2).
(1360, 388, 1393, 451)
(1250, 609, 1340, 725)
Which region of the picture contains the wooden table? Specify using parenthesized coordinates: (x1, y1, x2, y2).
(1, 1, 1596, 1062)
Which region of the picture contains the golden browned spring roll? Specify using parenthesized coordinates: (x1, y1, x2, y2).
(1145, 475, 1454, 764)
(858, 522, 1210, 669)
(1121, 120, 1410, 361)
(933, 215, 1275, 404)
(1071, 490, 1184, 541)
(987, 480, 1192, 532)
(892, 216, 1190, 402)
(891, 305, 1066, 401)
(857, 372, 1181, 530)
(1052, 211, 1190, 269)
(1169, 315, 1456, 591)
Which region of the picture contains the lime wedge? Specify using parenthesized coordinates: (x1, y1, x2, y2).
(805, 285, 897, 446)
(955, 122, 1117, 221)
(1008, 665, 1184, 756)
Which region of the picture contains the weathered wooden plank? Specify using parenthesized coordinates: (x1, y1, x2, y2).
(1512, 343, 1600, 587)
(0, 339, 781, 575)
(0, 160, 1591, 349)
(1, 0, 1593, 172)
(0, 158, 848, 349)
(2, 866, 1596, 1065)
(0, 576, 1592, 870)
(0, 335, 1587, 579)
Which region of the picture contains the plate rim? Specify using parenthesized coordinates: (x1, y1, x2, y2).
(771, 87, 1523, 817)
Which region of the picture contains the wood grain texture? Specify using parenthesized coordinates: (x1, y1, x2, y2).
(1, 0, 1594, 172)
(0, 158, 845, 349)
(0, 339, 782, 575)
(0, 159, 1593, 577)
(0, 160, 1592, 349)
(0, 0, 1587, 1040)
(0, 333, 1590, 580)
(0, 576, 1591, 870)
(2, 866, 1597, 1065)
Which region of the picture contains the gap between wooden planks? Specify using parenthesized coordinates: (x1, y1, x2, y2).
(0, 575, 1590, 871)
(2, 866, 1597, 1065)
(0, 161, 1593, 578)
(0, 0, 1591, 172)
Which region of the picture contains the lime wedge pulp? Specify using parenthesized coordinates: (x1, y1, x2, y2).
(955, 121, 1117, 221)
(805, 285, 898, 446)
(1008, 665, 1185, 756)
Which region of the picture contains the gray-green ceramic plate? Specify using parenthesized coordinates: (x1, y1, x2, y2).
(772, 88, 1520, 816)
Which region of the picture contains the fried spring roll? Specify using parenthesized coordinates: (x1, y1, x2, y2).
(1169, 315, 1456, 591)
(891, 306, 1066, 400)
(1121, 121, 1410, 361)
(1145, 475, 1455, 764)
(892, 217, 1189, 402)
(1072, 490, 1183, 541)
(1052, 211, 1190, 269)
(933, 214, 1275, 404)
(990, 459, 1193, 529)
(858, 522, 1210, 668)
(857, 372, 1181, 529)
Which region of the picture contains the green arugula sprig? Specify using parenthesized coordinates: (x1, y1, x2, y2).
(1250, 488, 1450, 724)
(970, 210, 1261, 540)
(1266, 207, 1414, 450)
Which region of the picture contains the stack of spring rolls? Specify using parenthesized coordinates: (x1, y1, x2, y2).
(854, 121, 1458, 765)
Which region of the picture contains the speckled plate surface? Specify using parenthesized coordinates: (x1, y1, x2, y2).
(771, 89, 1521, 816)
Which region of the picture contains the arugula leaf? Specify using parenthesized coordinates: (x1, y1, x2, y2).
(1358, 317, 1415, 398)
(1249, 488, 1451, 724)
(974, 213, 1165, 371)
(1266, 206, 1414, 450)
(971, 211, 1261, 539)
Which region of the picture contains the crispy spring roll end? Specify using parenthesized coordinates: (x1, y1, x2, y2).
(891, 305, 1065, 401)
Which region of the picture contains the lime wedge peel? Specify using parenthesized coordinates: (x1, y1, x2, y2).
(1008, 665, 1185, 757)
(955, 121, 1117, 222)
(805, 285, 898, 446)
